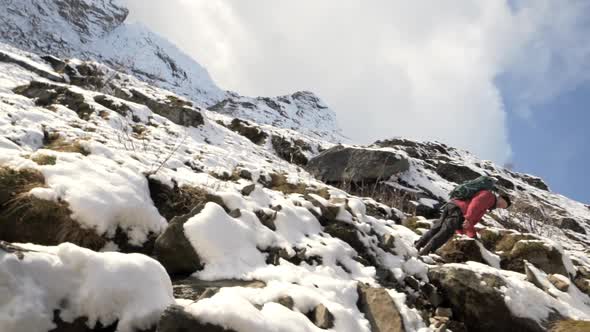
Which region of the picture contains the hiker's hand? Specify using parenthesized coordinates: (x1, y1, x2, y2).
(462, 220, 470, 229)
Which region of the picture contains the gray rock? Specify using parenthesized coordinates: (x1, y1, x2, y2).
(556, 218, 586, 234)
(305, 146, 409, 185)
(356, 284, 405, 332)
(157, 305, 236, 332)
(435, 163, 481, 184)
(114, 88, 204, 128)
(277, 296, 295, 310)
(310, 303, 335, 329)
(429, 265, 558, 332)
(547, 274, 570, 292)
(241, 184, 256, 196)
(154, 206, 203, 276)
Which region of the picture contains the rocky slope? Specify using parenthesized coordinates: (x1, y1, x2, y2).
(1, 1, 590, 331)
(1, 40, 590, 332)
(0, 0, 343, 142)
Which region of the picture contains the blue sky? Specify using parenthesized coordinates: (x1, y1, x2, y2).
(502, 80, 590, 203)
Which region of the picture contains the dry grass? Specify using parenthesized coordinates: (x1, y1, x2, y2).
(32, 154, 57, 165)
(44, 136, 90, 156)
(549, 320, 590, 332)
(0, 167, 105, 249)
(148, 177, 211, 221)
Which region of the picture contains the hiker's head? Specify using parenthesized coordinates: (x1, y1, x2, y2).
(496, 194, 511, 209)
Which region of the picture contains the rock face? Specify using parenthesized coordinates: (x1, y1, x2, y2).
(429, 265, 550, 332)
(154, 206, 203, 276)
(157, 305, 236, 332)
(306, 146, 409, 185)
(210, 91, 343, 142)
(356, 284, 405, 332)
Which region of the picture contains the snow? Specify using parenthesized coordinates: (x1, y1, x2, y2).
(0, 242, 174, 332)
(184, 202, 273, 280)
(450, 262, 590, 323)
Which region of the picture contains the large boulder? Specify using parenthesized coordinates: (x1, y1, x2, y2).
(501, 240, 568, 276)
(429, 265, 552, 332)
(305, 146, 409, 185)
(435, 163, 481, 184)
(154, 206, 203, 276)
(356, 284, 405, 332)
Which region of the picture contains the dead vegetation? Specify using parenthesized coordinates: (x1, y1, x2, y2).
(0, 167, 105, 250)
(147, 177, 212, 221)
(32, 154, 57, 165)
(268, 173, 330, 199)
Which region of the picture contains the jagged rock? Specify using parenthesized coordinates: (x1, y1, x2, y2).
(157, 305, 236, 332)
(404, 276, 421, 291)
(435, 163, 481, 184)
(356, 284, 405, 332)
(93, 94, 131, 116)
(519, 174, 549, 191)
(555, 218, 586, 234)
(437, 238, 487, 265)
(573, 277, 590, 296)
(14, 81, 94, 119)
(308, 304, 335, 329)
(114, 88, 204, 127)
(172, 279, 265, 301)
(255, 208, 277, 231)
(227, 118, 268, 144)
(524, 261, 550, 292)
(238, 169, 253, 180)
(41, 55, 67, 72)
(241, 184, 256, 196)
(305, 145, 409, 185)
(154, 206, 203, 276)
(271, 135, 309, 166)
(323, 222, 366, 260)
(548, 274, 570, 292)
(501, 240, 568, 276)
(277, 296, 295, 310)
(429, 265, 553, 332)
(0, 51, 64, 82)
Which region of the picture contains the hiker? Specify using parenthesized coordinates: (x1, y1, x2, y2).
(414, 176, 511, 256)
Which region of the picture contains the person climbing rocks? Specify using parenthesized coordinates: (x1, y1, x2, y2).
(414, 176, 512, 256)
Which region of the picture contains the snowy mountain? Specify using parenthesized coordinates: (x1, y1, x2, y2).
(0, 0, 344, 142)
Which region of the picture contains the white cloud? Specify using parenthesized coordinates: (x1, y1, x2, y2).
(122, 0, 590, 163)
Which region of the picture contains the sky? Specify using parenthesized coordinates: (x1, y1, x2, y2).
(122, 0, 590, 203)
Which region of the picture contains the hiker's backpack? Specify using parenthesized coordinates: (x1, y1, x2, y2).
(449, 175, 497, 200)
